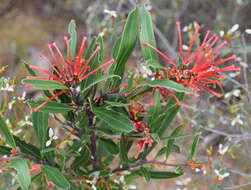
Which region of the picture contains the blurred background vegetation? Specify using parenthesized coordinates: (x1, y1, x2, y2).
(0, 0, 251, 189)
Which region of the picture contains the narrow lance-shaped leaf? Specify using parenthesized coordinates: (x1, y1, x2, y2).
(93, 107, 133, 133)
(143, 79, 192, 93)
(0, 116, 16, 148)
(32, 112, 49, 149)
(119, 133, 133, 164)
(22, 79, 68, 90)
(139, 5, 159, 62)
(109, 8, 139, 88)
(13, 136, 41, 159)
(29, 99, 73, 113)
(188, 134, 200, 161)
(81, 36, 104, 92)
(9, 158, 31, 190)
(100, 137, 119, 155)
(41, 165, 70, 189)
(156, 93, 184, 137)
(138, 168, 183, 179)
(81, 74, 121, 94)
(166, 125, 183, 159)
(68, 19, 77, 58)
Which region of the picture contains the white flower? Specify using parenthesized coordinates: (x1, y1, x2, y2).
(231, 114, 244, 126)
(17, 91, 26, 101)
(219, 30, 225, 37)
(176, 177, 191, 186)
(245, 29, 251, 34)
(233, 89, 241, 97)
(229, 24, 239, 33)
(90, 171, 100, 179)
(141, 64, 152, 78)
(0, 78, 15, 92)
(18, 116, 33, 127)
(98, 31, 105, 37)
(128, 185, 137, 189)
(236, 0, 243, 5)
(183, 26, 189, 32)
(182, 45, 188, 50)
(239, 61, 248, 68)
(91, 184, 97, 190)
(214, 169, 230, 180)
(195, 168, 201, 173)
(104, 9, 117, 18)
(218, 144, 229, 155)
(8, 99, 16, 110)
(46, 128, 58, 147)
(224, 89, 241, 99)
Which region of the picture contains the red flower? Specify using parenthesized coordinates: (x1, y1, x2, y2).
(143, 22, 240, 101)
(29, 164, 41, 174)
(132, 121, 154, 159)
(132, 120, 149, 134)
(27, 36, 115, 111)
(134, 136, 154, 159)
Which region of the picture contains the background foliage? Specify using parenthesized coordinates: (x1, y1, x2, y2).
(0, 0, 251, 189)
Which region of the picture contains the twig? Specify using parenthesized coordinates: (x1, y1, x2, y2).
(223, 182, 251, 190)
(112, 159, 184, 173)
(241, 34, 251, 104)
(53, 115, 81, 139)
(87, 103, 99, 169)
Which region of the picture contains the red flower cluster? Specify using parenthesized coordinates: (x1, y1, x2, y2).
(27, 36, 115, 111)
(132, 121, 154, 159)
(143, 22, 240, 101)
(2, 147, 20, 164)
(29, 164, 41, 174)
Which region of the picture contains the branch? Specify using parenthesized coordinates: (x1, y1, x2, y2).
(112, 159, 184, 173)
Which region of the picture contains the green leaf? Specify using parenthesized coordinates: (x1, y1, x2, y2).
(71, 146, 90, 168)
(109, 8, 139, 88)
(93, 107, 133, 133)
(14, 136, 41, 159)
(148, 169, 183, 179)
(105, 101, 130, 108)
(23, 62, 36, 76)
(148, 90, 161, 125)
(119, 133, 133, 164)
(166, 125, 183, 159)
(81, 36, 104, 93)
(22, 79, 68, 90)
(156, 93, 184, 137)
(146, 59, 165, 69)
(32, 112, 49, 149)
(81, 74, 121, 94)
(68, 19, 77, 58)
(156, 144, 180, 157)
(188, 135, 200, 160)
(0, 145, 11, 155)
(41, 165, 70, 189)
(29, 99, 73, 113)
(0, 116, 16, 148)
(9, 158, 31, 190)
(142, 79, 192, 93)
(140, 167, 151, 182)
(99, 137, 119, 155)
(139, 6, 159, 62)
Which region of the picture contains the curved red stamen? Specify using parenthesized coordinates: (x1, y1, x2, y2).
(53, 42, 71, 79)
(79, 46, 101, 77)
(79, 59, 114, 81)
(142, 42, 176, 67)
(33, 90, 65, 112)
(48, 44, 66, 80)
(29, 65, 63, 82)
(176, 21, 184, 59)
